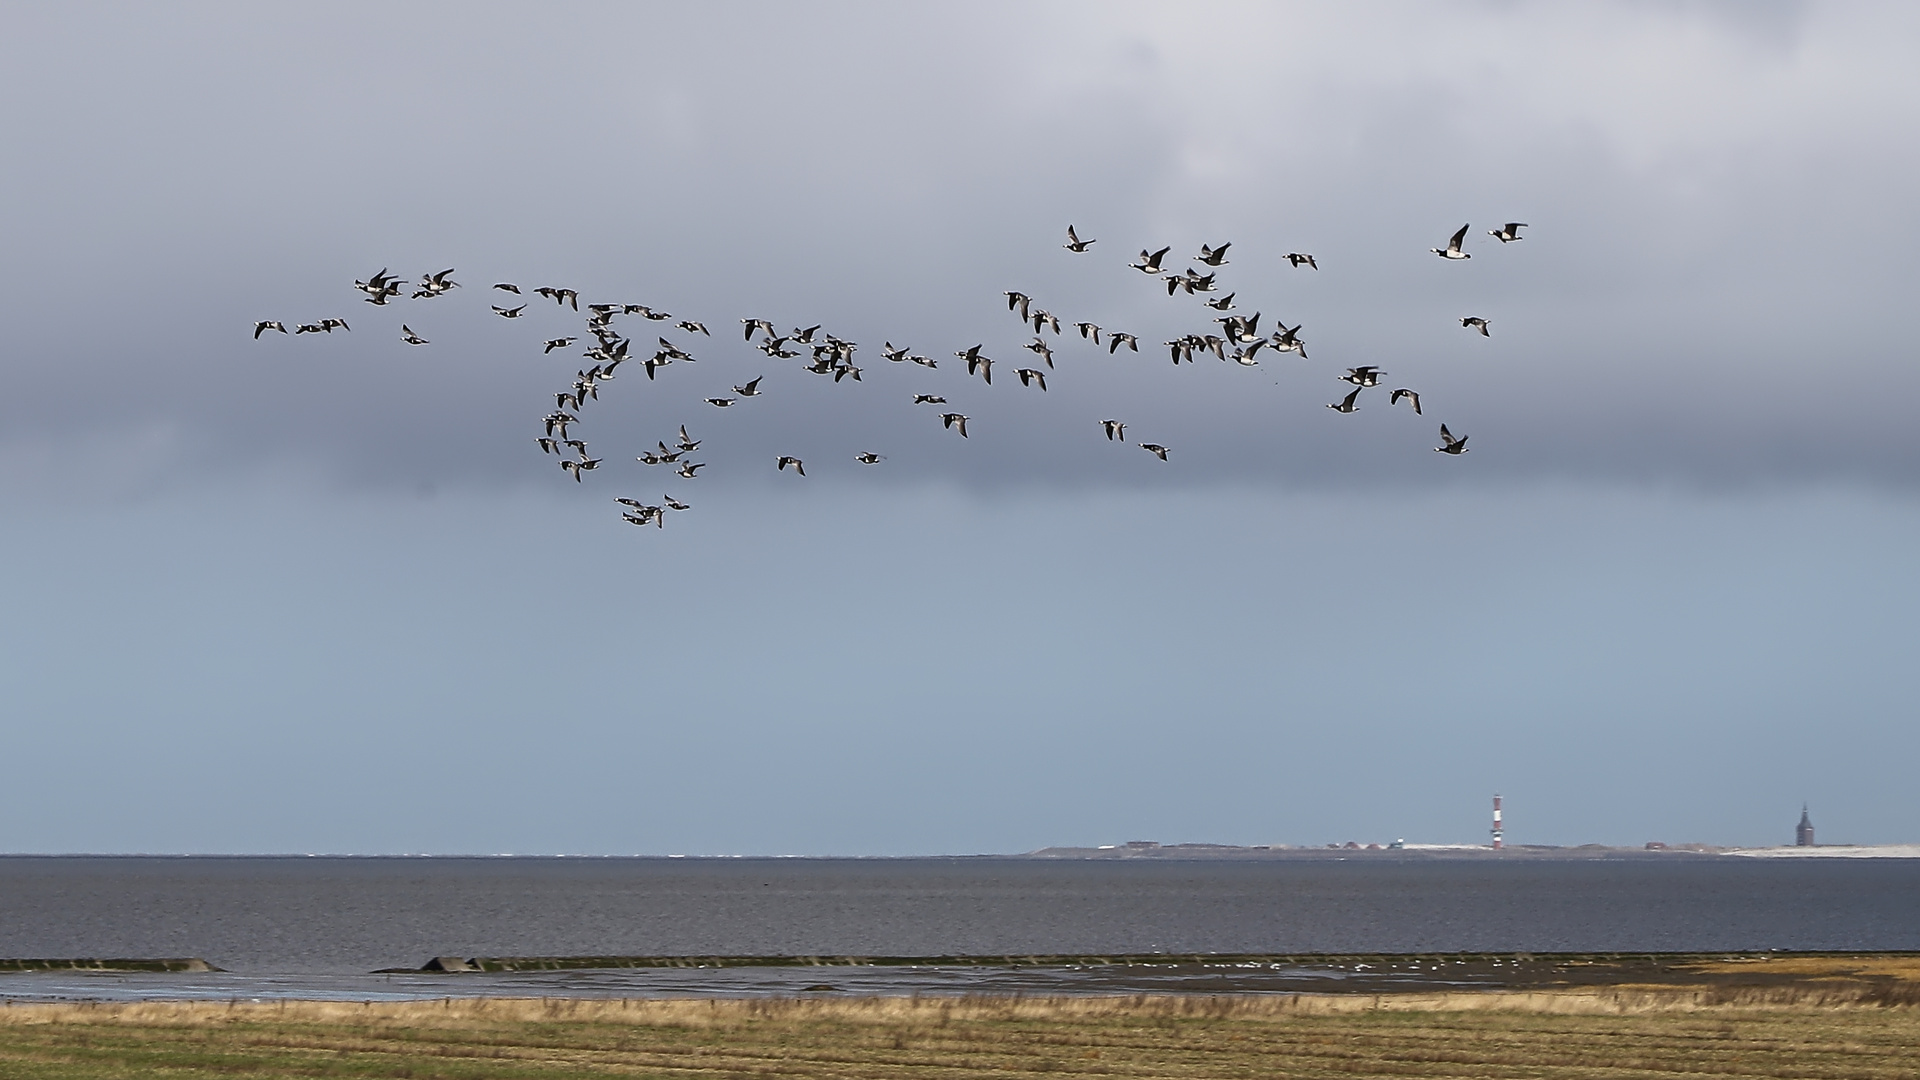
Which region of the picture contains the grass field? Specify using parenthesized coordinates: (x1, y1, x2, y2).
(1, 989, 1917, 1080)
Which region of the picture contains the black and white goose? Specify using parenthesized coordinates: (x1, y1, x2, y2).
(1064, 225, 1095, 252)
(1005, 291, 1032, 321)
(543, 337, 576, 353)
(940, 413, 970, 438)
(1488, 222, 1527, 243)
(1327, 388, 1362, 413)
(400, 325, 428, 345)
(1022, 338, 1054, 368)
(912, 394, 946, 405)
(492, 304, 526, 318)
(1204, 292, 1236, 311)
(253, 320, 287, 338)
(957, 345, 993, 384)
(1461, 317, 1490, 336)
(776, 456, 805, 476)
(1101, 419, 1125, 441)
(732, 377, 762, 397)
(1131, 245, 1171, 274)
(1015, 368, 1047, 391)
(1432, 224, 1471, 260)
(1074, 322, 1102, 344)
(1435, 424, 1469, 454)
(1195, 242, 1230, 266)
(1139, 442, 1169, 461)
(1339, 366, 1384, 387)
(1390, 388, 1423, 415)
(854, 452, 884, 465)
(1286, 253, 1318, 269)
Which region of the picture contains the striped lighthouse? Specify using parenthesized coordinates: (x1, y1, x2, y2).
(1491, 794, 1504, 849)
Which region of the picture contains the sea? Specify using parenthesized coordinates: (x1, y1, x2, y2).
(0, 855, 1915, 1002)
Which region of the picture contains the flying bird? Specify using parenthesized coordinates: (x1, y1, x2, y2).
(400, 325, 428, 345)
(1005, 291, 1032, 321)
(1101, 419, 1126, 441)
(1340, 366, 1384, 387)
(1195, 242, 1231, 266)
(1131, 245, 1171, 274)
(958, 345, 993, 384)
(664, 495, 691, 511)
(1432, 224, 1471, 260)
(1108, 332, 1139, 354)
(1064, 225, 1095, 252)
(493, 283, 522, 293)
(1286, 253, 1318, 269)
(1435, 424, 1470, 454)
(543, 337, 576, 353)
(913, 394, 946, 405)
(678, 320, 710, 336)
(1022, 338, 1054, 368)
(854, 452, 884, 464)
(1328, 388, 1362, 413)
(776, 455, 805, 476)
(1461, 316, 1490, 336)
(1015, 367, 1047, 391)
(1074, 322, 1102, 343)
(1139, 443, 1169, 461)
(1489, 222, 1528, 243)
(732, 377, 762, 397)
(676, 461, 706, 477)
(705, 397, 735, 407)
(1204, 293, 1236, 311)
(1391, 388, 1423, 415)
(940, 413, 970, 438)
(492, 304, 526, 318)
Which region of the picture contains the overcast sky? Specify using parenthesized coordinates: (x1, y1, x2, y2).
(2, 2, 1915, 854)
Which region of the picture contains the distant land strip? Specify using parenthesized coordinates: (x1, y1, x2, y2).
(387, 951, 1920, 995)
(0, 959, 220, 973)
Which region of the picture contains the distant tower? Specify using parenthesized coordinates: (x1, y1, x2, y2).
(1796, 805, 1815, 847)
(1491, 794, 1504, 849)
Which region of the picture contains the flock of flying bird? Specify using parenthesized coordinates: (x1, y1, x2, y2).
(256, 221, 1527, 529)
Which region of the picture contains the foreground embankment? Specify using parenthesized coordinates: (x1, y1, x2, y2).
(2, 986, 1917, 1079)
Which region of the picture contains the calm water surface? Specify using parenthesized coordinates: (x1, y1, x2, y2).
(0, 856, 1913, 999)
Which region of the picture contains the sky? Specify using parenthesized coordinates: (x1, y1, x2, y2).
(1, 2, 1916, 854)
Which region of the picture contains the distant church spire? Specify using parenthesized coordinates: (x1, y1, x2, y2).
(1796, 804, 1815, 847)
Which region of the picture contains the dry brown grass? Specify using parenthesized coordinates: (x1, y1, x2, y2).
(0, 991, 1915, 1079)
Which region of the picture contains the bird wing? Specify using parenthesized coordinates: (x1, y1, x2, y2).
(1449, 224, 1469, 249)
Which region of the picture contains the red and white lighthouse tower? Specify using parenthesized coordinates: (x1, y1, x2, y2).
(1491, 794, 1504, 849)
